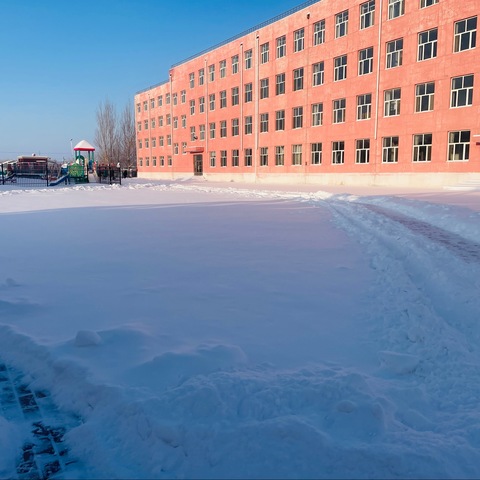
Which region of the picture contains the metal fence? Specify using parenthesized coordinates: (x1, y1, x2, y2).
(96, 165, 122, 185)
(1, 161, 62, 187)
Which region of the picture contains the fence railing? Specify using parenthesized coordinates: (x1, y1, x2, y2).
(1, 161, 62, 187)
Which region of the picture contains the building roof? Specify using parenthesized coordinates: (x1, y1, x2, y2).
(74, 140, 95, 151)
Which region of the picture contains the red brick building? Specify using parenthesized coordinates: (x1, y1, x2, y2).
(135, 0, 479, 186)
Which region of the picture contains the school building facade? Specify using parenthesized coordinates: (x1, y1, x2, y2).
(134, 0, 479, 187)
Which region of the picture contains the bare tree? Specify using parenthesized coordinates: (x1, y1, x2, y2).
(118, 102, 136, 168)
(94, 99, 118, 165)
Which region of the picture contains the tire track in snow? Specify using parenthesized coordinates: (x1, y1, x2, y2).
(324, 198, 480, 415)
(363, 204, 480, 264)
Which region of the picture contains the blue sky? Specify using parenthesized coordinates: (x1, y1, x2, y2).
(0, 0, 306, 161)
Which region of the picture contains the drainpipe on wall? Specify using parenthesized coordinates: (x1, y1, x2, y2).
(204, 58, 208, 171)
(169, 71, 174, 179)
(373, 0, 384, 174)
(304, 12, 311, 184)
(254, 34, 260, 182)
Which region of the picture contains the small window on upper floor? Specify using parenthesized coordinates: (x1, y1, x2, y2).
(388, 0, 404, 20)
(335, 10, 348, 38)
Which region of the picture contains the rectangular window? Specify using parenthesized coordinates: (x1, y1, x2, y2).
(209, 64, 215, 82)
(415, 82, 435, 112)
(311, 143, 322, 165)
(386, 38, 403, 68)
(158, 96, 163, 107)
(210, 151, 216, 167)
(220, 120, 227, 138)
(145, 157, 150, 166)
(260, 113, 269, 133)
(136, 103, 141, 112)
(420, 0, 438, 7)
(312, 62, 324, 86)
(151, 118, 156, 129)
(173, 116, 178, 129)
(276, 35, 286, 58)
(276, 73, 286, 95)
(451, 74, 474, 107)
(150, 98, 155, 109)
(152, 156, 157, 166)
(173, 93, 177, 106)
(221, 150, 227, 167)
(167, 134, 172, 146)
(358, 47, 373, 75)
(209, 93, 215, 111)
(166, 114, 171, 126)
(232, 55, 239, 74)
(276, 110, 285, 131)
(199, 125, 205, 141)
(199, 96, 205, 113)
(245, 49, 253, 69)
(159, 116, 164, 127)
(190, 100, 195, 115)
(356, 139, 370, 163)
(232, 149, 240, 167)
(159, 136, 164, 147)
(294, 28, 305, 52)
(143, 101, 148, 111)
(418, 28, 438, 61)
(245, 116, 253, 135)
(260, 147, 268, 166)
(231, 87, 239, 106)
(293, 67, 304, 91)
(335, 10, 349, 38)
(189, 73, 195, 88)
(160, 156, 164, 167)
(145, 138, 149, 148)
(334, 55, 347, 81)
(190, 127, 196, 141)
(261, 42, 270, 63)
(333, 98, 346, 123)
(198, 68, 205, 86)
(181, 90, 186, 104)
(360, 1, 375, 29)
(293, 106, 303, 129)
(232, 118, 239, 136)
(244, 148, 253, 167)
(173, 143, 178, 155)
(388, 0, 404, 19)
(292, 144, 302, 165)
(332, 141, 345, 164)
(138, 140, 142, 149)
(448, 130, 470, 161)
(357, 93, 372, 120)
(384, 88, 401, 116)
(382, 136, 399, 162)
(313, 19, 326, 45)
(413, 133, 432, 162)
(260, 78, 269, 99)
(137, 122, 141, 132)
(220, 90, 227, 108)
(144, 120, 148, 130)
(312, 103, 323, 126)
(454, 17, 477, 52)
(245, 83, 253, 103)
(275, 146, 285, 166)
(168, 156, 172, 166)
(220, 60, 226, 78)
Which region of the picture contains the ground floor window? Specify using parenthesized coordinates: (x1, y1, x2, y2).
(275, 146, 285, 166)
(448, 130, 470, 161)
(244, 148, 253, 167)
(260, 147, 268, 166)
(355, 139, 370, 163)
(220, 150, 227, 167)
(382, 136, 399, 163)
(332, 141, 345, 164)
(292, 144, 302, 165)
(413, 133, 432, 162)
(210, 151, 216, 167)
(232, 149, 239, 167)
(311, 143, 322, 165)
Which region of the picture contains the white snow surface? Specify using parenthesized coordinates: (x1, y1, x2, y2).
(1, 179, 480, 478)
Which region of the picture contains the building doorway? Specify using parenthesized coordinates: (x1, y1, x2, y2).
(193, 155, 203, 175)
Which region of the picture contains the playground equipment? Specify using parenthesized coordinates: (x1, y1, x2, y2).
(69, 140, 95, 183)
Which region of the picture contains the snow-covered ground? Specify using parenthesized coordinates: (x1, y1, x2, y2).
(1, 179, 479, 479)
